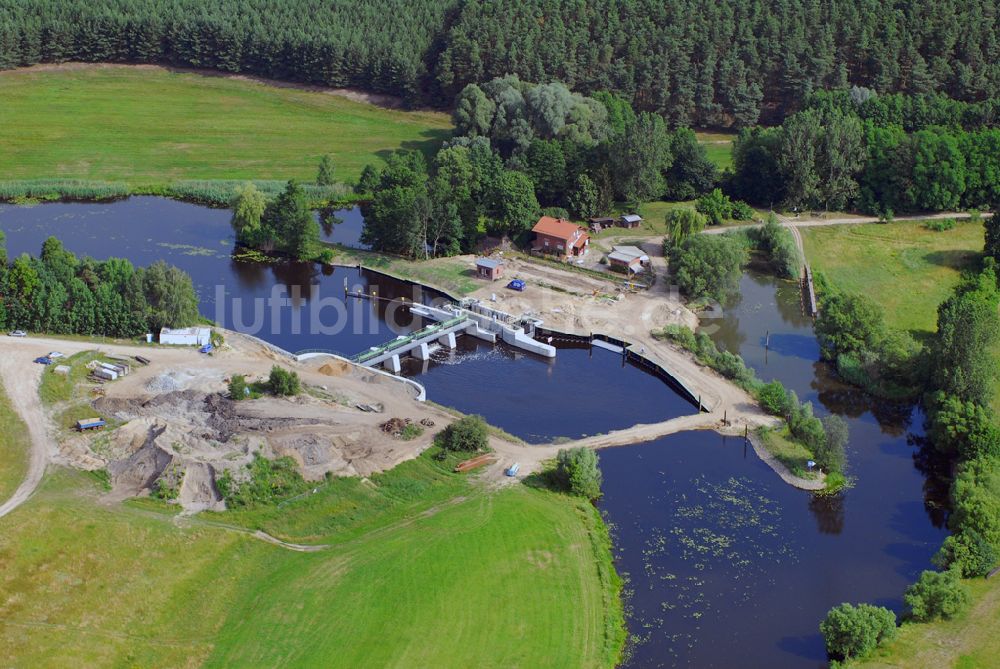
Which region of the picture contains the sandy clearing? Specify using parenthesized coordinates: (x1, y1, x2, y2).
(0, 331, 455, 515)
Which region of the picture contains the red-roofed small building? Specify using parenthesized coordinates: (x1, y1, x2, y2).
(531, 216, 590, 259)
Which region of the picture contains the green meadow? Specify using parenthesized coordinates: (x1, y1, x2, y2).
(0, 454, 624, 668)
(0, 66, 452, 186)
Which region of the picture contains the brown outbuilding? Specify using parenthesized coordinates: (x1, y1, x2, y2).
(475, 257, 505, 281)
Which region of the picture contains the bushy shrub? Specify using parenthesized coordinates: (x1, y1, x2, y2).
(440, 415, 490, 452)
(950, 456, 1000, 550)
(745, 215, 800, 278)
(730, 201, 755, 220)
(695, 188, 754, 225)
(216, 454, 310, 508)
(817, 414, 848, 472)
(553, 447, 603, 499)
(757, 380, 788, 415)
(924, 218, 957, 231)
(669, 232, 750, 302)
(268, 366, 301, 396)
(904, 569, 970, 621)
(927, 392, 1000, 459)
(651, 324, 698, 350)
(820, 603, 897, 661)
(932, 530, 997, 578)
(228, 374, 249, 400)
(714, 350, 756, 385)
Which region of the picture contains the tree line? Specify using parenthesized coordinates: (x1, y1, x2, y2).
(815, 226, 1000, 663)
(0, 234, 199, 337)
(359, 79, 718, 257)
(3, 0, 999, 124)
(727, 105, 1000, 214)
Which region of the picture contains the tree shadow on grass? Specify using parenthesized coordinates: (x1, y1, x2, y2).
(373, 129, 453, 163)
(923, 249, 981, 270)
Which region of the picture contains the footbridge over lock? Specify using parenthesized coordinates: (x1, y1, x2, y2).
(351, 299, 557, 373)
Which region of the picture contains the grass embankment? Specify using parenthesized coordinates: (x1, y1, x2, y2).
(0, 382, 30, 505)
(0, 452, 624, 667)
(757, 426, 818, 479)
(801, 219, 984, 336)
(330, 247, 481, 297)
(0, 65, 452, 188)
(852, 577, 1000, 669)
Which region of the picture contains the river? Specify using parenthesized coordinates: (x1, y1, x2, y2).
(0, 196, 692, 441)
(0, 198, 950, 666)
(599, 268, 948, 667)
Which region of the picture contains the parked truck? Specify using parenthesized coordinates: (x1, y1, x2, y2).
(76, 418, 106, 431)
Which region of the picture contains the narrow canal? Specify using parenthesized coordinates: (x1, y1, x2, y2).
(0, 199, 950, 666)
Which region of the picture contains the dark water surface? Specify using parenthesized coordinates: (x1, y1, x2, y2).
(600, 269, 948, 667)
(0, 197, 691, 441)
(402, 337, 695, 442)
(0, 199, 949, 666)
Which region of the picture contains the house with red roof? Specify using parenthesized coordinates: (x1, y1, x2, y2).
(531, 216, 590, 259)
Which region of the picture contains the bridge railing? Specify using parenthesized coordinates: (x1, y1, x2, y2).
(351, 316, 469, 364)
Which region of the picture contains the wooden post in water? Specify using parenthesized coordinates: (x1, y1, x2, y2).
(621, 345, 626, 367)
(744, 424, 748, 441)
(765, 330, 770, 349)
(698, 394, 702, 412)
(724, 409, 727, 426)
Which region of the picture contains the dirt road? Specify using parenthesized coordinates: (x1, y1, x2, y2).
(0, 332, 445, 516)
(0, 350, 51, 518)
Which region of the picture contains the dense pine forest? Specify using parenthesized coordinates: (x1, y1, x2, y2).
(2, 0, 999, 125)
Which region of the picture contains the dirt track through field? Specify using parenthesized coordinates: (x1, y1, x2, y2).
(0, 351, 52, 518)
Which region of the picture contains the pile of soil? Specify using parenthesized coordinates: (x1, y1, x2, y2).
(317, 361, 350, 376)
(381, 417, 412, 434)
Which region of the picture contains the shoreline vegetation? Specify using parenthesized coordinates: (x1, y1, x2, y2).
(652, 324, 846, 492)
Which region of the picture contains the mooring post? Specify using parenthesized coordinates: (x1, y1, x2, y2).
(621, 346, 626, 367)
(698, 394, 702, 412)
(744, 424, 748, 440)
(724, 409, 727, 425)
(765, 330, 770, 349)
(343, 277, 348, 296)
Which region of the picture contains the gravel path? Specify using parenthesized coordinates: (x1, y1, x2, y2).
(0, 349, 52, 518)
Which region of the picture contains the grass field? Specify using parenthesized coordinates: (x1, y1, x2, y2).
(695, 131, 735, 170)
(0, 65, 452, 186)
(0, 382, 29, 506)
(853, 578, 1000, 669)
(801, 220, 985, 335)
(0, 454, 623, 668)
(758, 426, 817, 478)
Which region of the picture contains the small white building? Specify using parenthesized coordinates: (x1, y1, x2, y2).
(159, 326, 212, 347)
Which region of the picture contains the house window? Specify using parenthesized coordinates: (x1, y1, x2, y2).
(544, 238, 550, 247)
